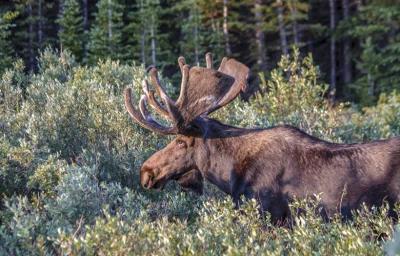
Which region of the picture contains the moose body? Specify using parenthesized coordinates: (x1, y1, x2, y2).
(124, 53, 400, 222)
(140, 120, 400, 221)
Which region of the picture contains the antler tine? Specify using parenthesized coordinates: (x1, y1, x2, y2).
(205, 52, 213, 68)
(178, 56, 186, 73)
(124, 88, 176, 135)
(176, 64, 190, 106)
(219, 57, 228, 69)
(142, 80, 170, 118)
(138, 95, 151, 120)
(148, 68, 174, 104)
(148, 67, 183, 127)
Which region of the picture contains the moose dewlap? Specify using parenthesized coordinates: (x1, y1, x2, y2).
(124, 53, 400, 223)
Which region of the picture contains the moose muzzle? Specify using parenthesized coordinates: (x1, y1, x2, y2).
(140, 165, 154, 189)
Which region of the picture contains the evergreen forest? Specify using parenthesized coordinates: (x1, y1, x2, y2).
(1, 0, 400, 105)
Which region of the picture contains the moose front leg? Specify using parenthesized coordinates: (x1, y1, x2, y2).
(176, 169, 204, 195)
(235, 188, 291, 225)
(258, 192, 291, 226)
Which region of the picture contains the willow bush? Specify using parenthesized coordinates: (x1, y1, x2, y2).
(0, 49, 399, 255)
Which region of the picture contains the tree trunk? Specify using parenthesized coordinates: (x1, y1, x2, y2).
(356, 0, 363, 10)
(107, 0, 113, 51)
(342, 0, 352, 84)
(150, 15, 156, 66)
(28, 3, 34, 71)
(329, 0, 336, 100)
(83, 0, 89, 59)
(139, 0, 146, 65)
(367, 72, 374, 97)
(223, 0, 231, 55)
(193, 9, 200, 65)
(38, 0, 43, 48)
(58, 0, 64, 31)
(141, 30, 146, 65)
(277, 0, 288, 56)
(290, 1, 299, 46)
(58, 0, 63, 51)
(254, 0, 266, 71)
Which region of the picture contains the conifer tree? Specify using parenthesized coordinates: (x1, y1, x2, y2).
(346, 0, 400, 105)
(124, 0, 165, 66)
(122, 1, 141, 63)
(287, 0, 309, 47)
(147, 0, 161, 66)
(197, 0, 225, 61)
(174, 0, 206, 65)
(88, 0, 124, 64)
(57, 0, 84, 61)
(12, 1, 37, 71)
(254, 0, 267, 71)
(0, 11, 17, 73)
(276, 0, 288, 56)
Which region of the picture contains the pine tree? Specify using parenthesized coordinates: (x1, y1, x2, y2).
(329, 0, 336, 100)
(173, 0, 206, 65)
(124, 0, 168, 67)
(57, 0, 84, 61)
(88, 0, 124, 64)
(250, 0, 277, 72)
(276, 0, 288, 56)
(254, 0, 267, 71)
(11, 0, 55, 71)
(346, 0, 400, 105)
(11, 1, 37, 71)
(197, 0, 225, 60)
(272, 0, 312, 50)
(82, 0, 89, 59)
(122, 1, 141, 63)
(147, 0, 161, 66)
(0, 10, 17, 74)
(342, 0, 352, 85)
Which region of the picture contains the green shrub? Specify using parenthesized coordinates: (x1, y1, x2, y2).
(27, 155, 66, 196)
(0, 196, 48, 255)
(351, 91, 400, 141)
(55, 197, 393, 255)
(0, 138, 35, 197)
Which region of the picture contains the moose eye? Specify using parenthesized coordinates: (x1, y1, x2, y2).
(176, 139, 187, 148)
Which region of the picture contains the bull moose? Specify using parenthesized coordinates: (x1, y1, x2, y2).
(124, 53, 400, 223)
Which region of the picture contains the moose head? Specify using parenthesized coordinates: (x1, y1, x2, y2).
(124, 53, 249, 193)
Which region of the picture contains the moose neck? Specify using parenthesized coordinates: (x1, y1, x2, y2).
(193, 119, 260, 195)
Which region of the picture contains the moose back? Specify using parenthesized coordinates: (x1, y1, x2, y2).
(124, 53, 400, 222)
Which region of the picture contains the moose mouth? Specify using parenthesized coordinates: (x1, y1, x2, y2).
(150, 171, 188, 190)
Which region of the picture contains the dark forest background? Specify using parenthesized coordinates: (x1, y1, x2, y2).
(0, 0, 399, 106)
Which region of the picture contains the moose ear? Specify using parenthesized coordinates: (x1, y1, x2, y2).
(183, 117, 210, 137)
(216, 58, 250, 108)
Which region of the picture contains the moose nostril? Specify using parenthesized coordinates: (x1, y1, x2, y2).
(140, 167, 154, 189)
